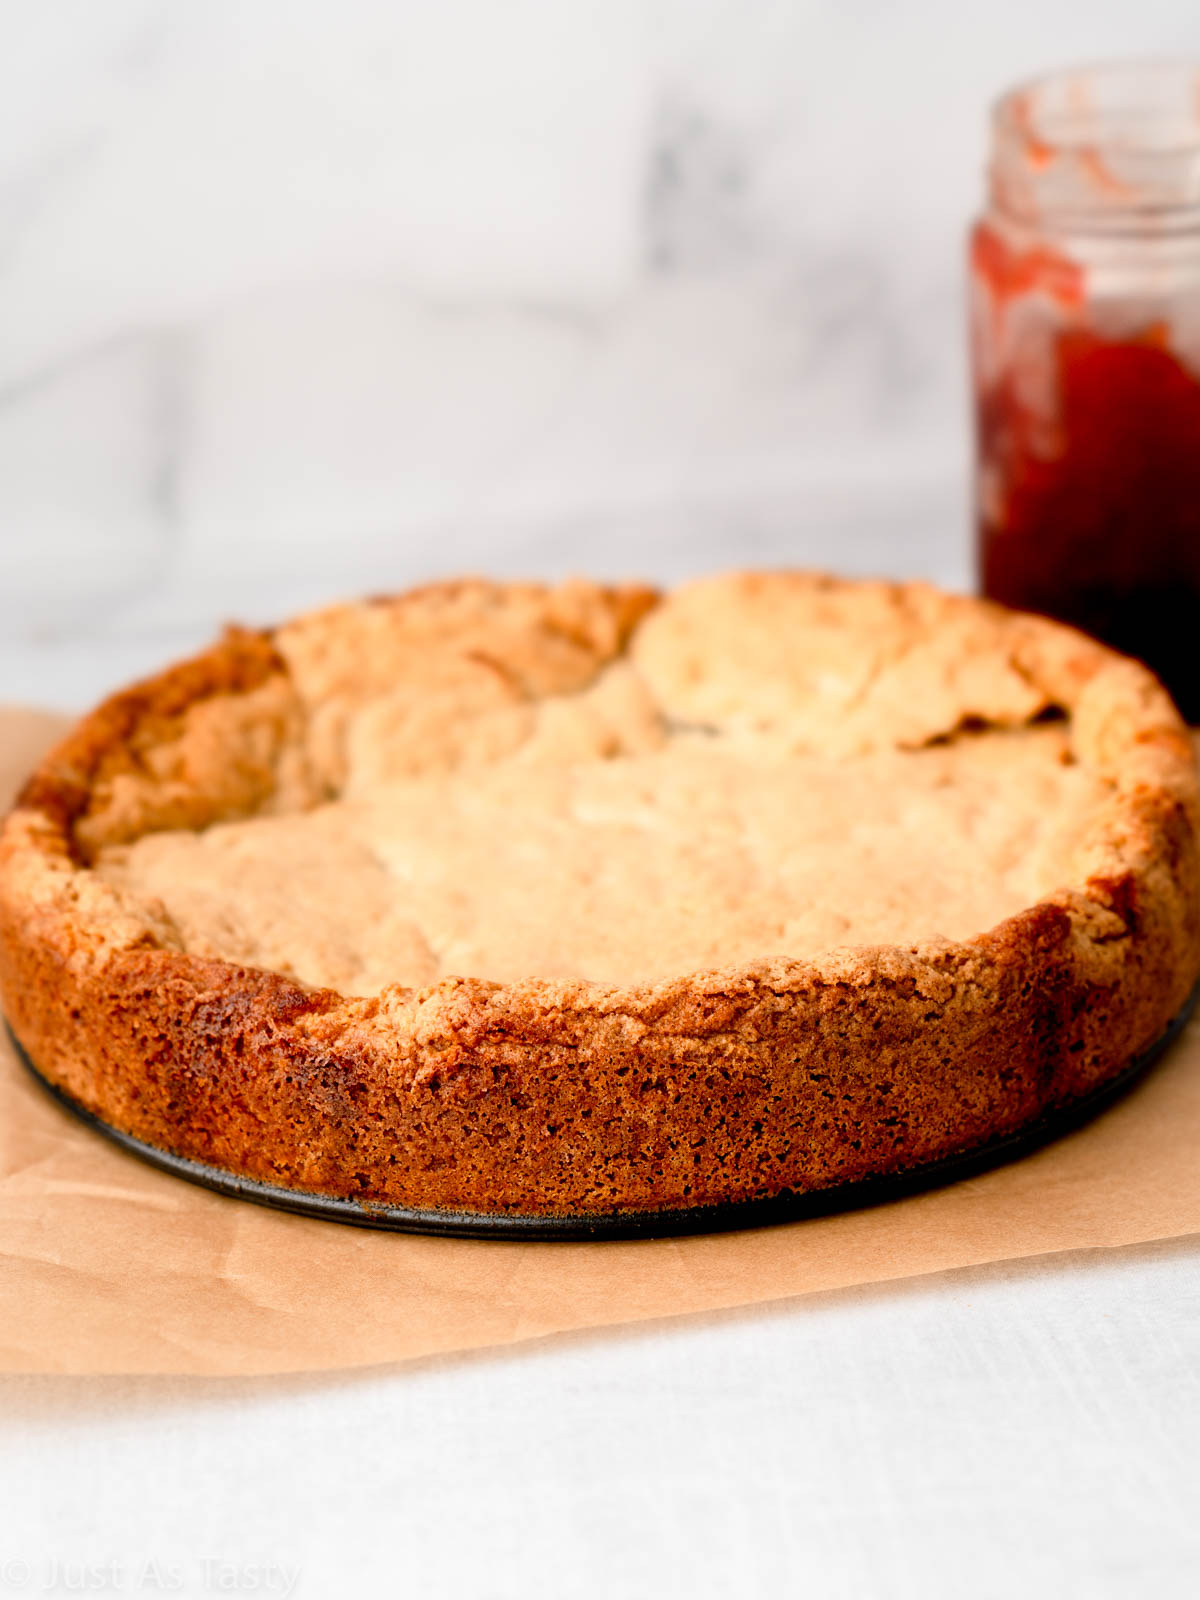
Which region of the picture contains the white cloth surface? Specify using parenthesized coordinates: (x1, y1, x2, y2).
(0, 1241, 1197, 1599)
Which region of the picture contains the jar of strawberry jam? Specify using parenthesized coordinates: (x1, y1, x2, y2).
(972, 62, 1200, 721)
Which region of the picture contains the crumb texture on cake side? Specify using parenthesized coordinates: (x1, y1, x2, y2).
(1, 572, 1198, 1217)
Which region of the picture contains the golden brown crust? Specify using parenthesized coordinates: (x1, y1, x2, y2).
(2, 573, 1198, 1217)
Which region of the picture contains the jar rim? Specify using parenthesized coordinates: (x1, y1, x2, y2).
(990, 60, 1200, 230)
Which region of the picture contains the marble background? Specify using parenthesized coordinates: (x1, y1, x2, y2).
(2, 0, 1199, 706)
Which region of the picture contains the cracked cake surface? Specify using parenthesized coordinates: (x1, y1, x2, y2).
(1, 572, 1198, 1220)
(94, 722, 1111, 995)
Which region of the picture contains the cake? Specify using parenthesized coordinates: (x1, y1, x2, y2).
(1, 572, 1198, 1225)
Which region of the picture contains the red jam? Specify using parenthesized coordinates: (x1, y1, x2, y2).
(974, 226, 1200, 722)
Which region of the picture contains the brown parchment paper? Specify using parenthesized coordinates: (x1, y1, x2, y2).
(1, 705, 1199, 1377)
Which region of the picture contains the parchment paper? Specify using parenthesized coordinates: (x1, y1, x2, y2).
(1, 706, 1198, 1376)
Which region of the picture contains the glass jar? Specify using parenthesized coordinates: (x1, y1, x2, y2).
(971, 61, 1200, 720)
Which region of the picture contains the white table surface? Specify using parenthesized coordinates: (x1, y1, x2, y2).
(1, 612, 1198, 1600)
